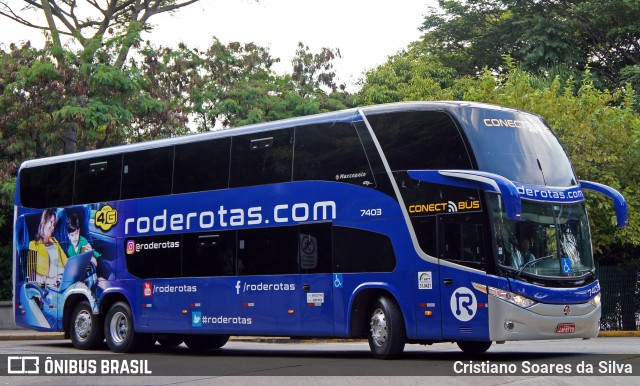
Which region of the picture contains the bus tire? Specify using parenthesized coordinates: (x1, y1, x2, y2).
(367, 296, 406, 359)
(70, 301, 102, 350)
(184, 335, 230, 351)
(157, 335, 183, 347)
(457, 341, 492, 354)
(104, 301, 145, 353)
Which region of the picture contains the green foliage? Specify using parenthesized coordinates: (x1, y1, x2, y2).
(138, 39, 354, 131)
(420, 0, 640, 90)
(358, 47, 457, 105)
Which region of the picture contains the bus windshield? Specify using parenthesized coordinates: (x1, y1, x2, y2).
(462, 108, 577, 187)
(488, 194, 594, 278)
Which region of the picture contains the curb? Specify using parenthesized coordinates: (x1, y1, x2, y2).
(0, 332, 64, 341)
(597, 331, 640, 337)
(0, 332, 638, 341)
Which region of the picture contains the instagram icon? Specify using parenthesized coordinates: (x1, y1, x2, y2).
(126, 240, 136, 254)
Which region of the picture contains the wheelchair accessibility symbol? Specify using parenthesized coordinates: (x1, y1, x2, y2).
(450, 287, 477, 322)
(561, 257, 573, 274)
(333, 274, 343, 288)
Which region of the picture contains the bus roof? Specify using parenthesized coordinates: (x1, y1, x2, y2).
(18, 101, 535, 169)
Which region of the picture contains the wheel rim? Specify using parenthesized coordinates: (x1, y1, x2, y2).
(370, 308, 387, 347)
(74, 310, 92, 341)
(109, 311, 128, 344)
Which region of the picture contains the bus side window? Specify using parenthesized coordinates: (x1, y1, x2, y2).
(333, 227, 396, 273)
(182, 231, 236, 277)
(173, 138, 231, 194)
(124, 234, 182, 279)
(293, 122, 374, 187)
(20, 161, 75, 209)
(74, 154, 122, 204)
(366, 110, 473, 171)
(237, 226, 298, 275)
(121, 147, 174, 200)
(441, 215, 486, 270)
(230, 128, 294, 188)
(298, 223, 332, 274)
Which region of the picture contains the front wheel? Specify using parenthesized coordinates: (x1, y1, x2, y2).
(367, 296, 406, 359)
(104, 301, 148, 353)
(457, 341, 492, 354)
(70, 301, 102, 349)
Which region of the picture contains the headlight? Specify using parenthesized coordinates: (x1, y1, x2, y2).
(589, 293, 601, 307)
(488, 287, 537, 308)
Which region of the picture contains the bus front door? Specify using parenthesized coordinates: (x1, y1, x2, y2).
(438, 213, 490, 341)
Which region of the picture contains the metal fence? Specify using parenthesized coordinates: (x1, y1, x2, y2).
(597, 264, 640, 331)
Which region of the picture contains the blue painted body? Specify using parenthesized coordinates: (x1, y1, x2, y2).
(13, 102, 624, 345)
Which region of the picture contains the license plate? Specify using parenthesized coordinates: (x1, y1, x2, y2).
(556, 323, 576, 333)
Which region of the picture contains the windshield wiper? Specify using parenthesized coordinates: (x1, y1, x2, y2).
(516, 255, 555, 277)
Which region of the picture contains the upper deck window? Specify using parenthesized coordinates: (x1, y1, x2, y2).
(366, 110, 473, 171)
(121, 147, 174, 200)
(173, 138, 231, 194)
(293, 122, 374, 187)
(20, 161, 74, 208)
(230, 127, 293, 188)
(74, 154, 122, 204)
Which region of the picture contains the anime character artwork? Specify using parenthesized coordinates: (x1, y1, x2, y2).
(16, 205, 115, 330)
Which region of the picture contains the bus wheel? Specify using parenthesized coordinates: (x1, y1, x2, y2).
(457, 341, 492, 354)
(157, 335, 184, 347)
(70, 301, 102, 349)
(367, 296, 406, 359)
(184, 335, 230, 351)
(104, 301, 145, 353)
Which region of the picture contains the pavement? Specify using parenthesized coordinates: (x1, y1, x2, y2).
(0, 329, 366, 343)
(0, 329, 639, 341)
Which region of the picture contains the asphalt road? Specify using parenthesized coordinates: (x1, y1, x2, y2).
(1, 337, 639, 385)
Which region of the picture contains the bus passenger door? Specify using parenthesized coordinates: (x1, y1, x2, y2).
(298, 223, 334, 336)
(438, 213, 490, 341)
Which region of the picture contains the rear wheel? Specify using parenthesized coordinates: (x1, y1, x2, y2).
(457, 341, 492, 354)
(104, 301, 149, 353)
(184, 335, 229, 351)
(367, 296, 406, 359)
(70, 301, 102, 349)
(157, 335, 184, 348)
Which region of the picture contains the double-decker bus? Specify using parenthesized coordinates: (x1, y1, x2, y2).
(13, 102, 627, 358)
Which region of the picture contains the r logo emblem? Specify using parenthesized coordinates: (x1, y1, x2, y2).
(450, 287, 477, 322)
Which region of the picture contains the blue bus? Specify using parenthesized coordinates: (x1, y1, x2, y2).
(13, 102, 627, 358)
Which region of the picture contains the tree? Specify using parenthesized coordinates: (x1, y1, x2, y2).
(139, 39, 353, 130)
(419, 0, 640, 89)
(357, 47, 458, 105)
(0, 0, 206, 68)
(0, 1, 212, 154)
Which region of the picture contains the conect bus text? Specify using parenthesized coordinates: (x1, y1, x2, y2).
(124, 201, 336, 235)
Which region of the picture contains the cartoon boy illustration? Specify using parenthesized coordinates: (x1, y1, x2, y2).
(66, 213, 101, 267)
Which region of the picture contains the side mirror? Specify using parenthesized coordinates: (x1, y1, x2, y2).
(579, 180, 628, 228)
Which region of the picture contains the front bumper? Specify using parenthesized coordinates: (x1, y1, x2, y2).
(488, 295, 600, 341)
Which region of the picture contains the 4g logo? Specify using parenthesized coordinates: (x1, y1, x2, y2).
(95, 205, 118, 231)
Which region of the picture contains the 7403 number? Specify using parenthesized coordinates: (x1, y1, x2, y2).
(360, 209, 382, 216)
